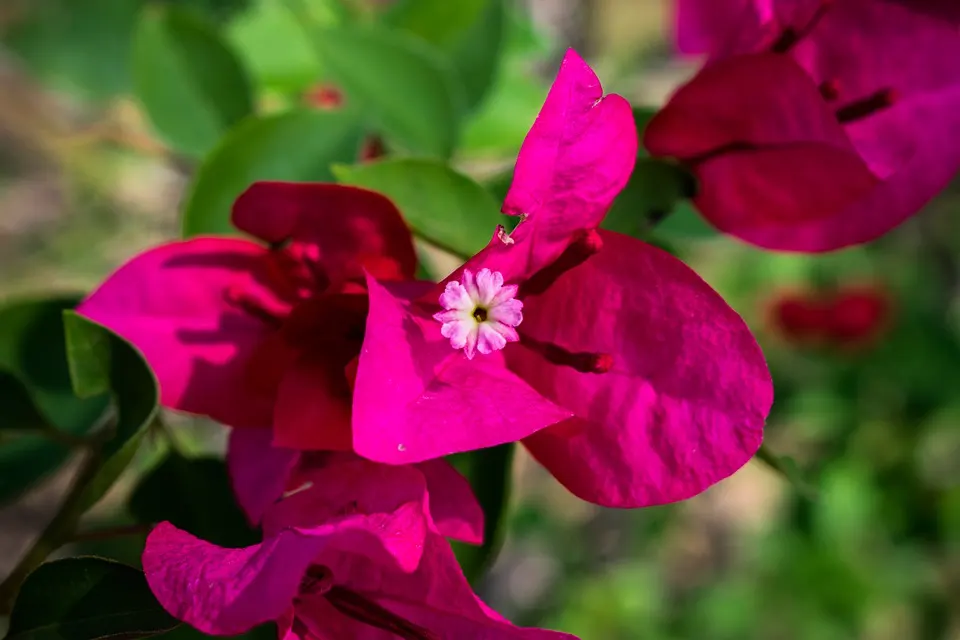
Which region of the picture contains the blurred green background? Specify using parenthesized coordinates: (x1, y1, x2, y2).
(0, 1, 958, 639)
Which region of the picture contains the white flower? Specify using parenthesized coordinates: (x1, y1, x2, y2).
(433, 268, 523, 359)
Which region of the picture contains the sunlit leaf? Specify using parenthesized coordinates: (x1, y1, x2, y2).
(181, 109, 364, 236)
(63, 313, 160, 511)
(133, 6, 254, 157)
(310, 24, 463, 158)
(333, 158, 505, 257)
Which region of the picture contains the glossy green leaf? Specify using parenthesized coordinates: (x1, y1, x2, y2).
(181, 109, 364, 236)
(333, 158, 505, 257)
(448, 443, 515, 584)
(311, 25, 463, 158)
(62, 313, 160, 511)
(4, 557, 179, 640)
(133, 6, 254, 157)
(129, 453, 258, 547)
(0, 298, 109, 505)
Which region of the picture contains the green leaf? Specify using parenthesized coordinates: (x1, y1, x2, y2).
(159, 0, 253, 24)
(383, 0, 506, 111)
(181, 109, 364, 237)
(62, 313, 160, 511)
(5, 0, 142, 101)
(129, 453, 258, 547)
(133, 6, 254, 157)
(460, 64, 546, 157)
(0, 298, 109, 505)
(227, 0, 324, 94)
(311, 25, 463, 158)
(446, 0, 507, 110)
(604, 158, 711, 240)
(333, 158, 504, 257)
(4, 557, 179, 640)
(448, 443, 515, 584)
(0, 372, 52, 433)
(383, 0, 487, 48)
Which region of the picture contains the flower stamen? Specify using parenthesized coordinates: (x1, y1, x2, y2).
(434, 268, 523, 359)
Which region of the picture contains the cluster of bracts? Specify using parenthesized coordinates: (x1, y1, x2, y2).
(75, 1, 959, 637)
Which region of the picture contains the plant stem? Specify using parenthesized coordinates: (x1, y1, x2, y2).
(68, 522, 153, 544)
(0, 451, 103, 614)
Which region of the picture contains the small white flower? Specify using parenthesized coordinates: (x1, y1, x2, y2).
(433, 268, 523, 359)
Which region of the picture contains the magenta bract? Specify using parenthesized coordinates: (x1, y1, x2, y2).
(78, 183, 418, 449)
(143, 454, 574, 639)
(352, 49, 773, 508)
(651, 0, 960, 251)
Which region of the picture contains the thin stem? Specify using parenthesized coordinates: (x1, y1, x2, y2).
(68, 522, 153, 545)
(1, 426, 97, 448)
(0, 451, 103, 614)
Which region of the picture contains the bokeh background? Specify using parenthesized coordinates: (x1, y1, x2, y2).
(1, 1, 959, 639)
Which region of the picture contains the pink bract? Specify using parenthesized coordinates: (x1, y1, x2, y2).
(226, 428, 484, 543)
(650, 0, 960, 251)
(352, 49, 773, 507)
(144, 455, 573, 639)
(78, 183, 417, 448)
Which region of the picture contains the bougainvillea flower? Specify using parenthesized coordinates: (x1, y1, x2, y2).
(144, 455, 574, 639)
(648, 0, 960, 252)
(766, 285, 892, 348)
(226, 428, 484, 545)
(825, 285, 892, 345)
(352, 49, 773, 508)
(78, 183, 417, 449)
(767, 291, 830, 345)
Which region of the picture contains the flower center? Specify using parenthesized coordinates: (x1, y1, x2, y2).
(433, 268, 523, 359)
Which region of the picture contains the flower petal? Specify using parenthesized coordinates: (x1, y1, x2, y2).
(273, 353, 354, 451)
(416, 460, 484, 545)
(142, 522, 324, 636)
(503, 49, 636, 267)
(324, 533, 578, 640)
(227, 428, 300, 526)
(352, 275, 571, 464)
(510, 231, 772, 507)
(144, 461, 432, 635)
(78, 238, 276, 427)
(232, 182, 417, 283)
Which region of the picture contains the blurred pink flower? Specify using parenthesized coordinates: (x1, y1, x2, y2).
(351, 49, 773, 508)
(765, 284, 893, 348)
(143, 454, 574, 640)
(78, 183, 418, 451)
(649, 0, 960, 251)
